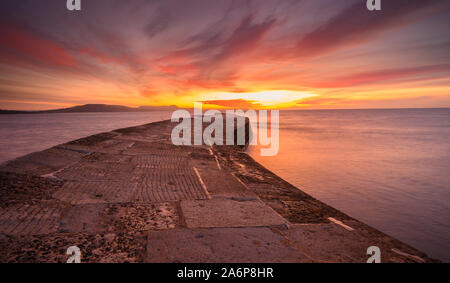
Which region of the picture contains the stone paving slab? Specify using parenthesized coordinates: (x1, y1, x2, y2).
(66, 132, 119, 147)
(53, 181, 137, 205)
(54, 171, 209, 205)
(187, 148, 221, 171)
(0, 147, 86, 176)
(115, 135, 162, 143)
(0, 201, 65, 236)
(0, 231, 147, 263)
(133, 168, 209, 203)
(102, 203, 179, 232)
(195, 168, 258, 199)
(188, 158, 219, 172)
(122, 141, 188, 156)
(181, 198, 288, 228)
(240, 180, 353, 224)
(60, 203, 179, 233)
(0, 172, 63, 208)
(59, 204, 108, 233)
(283, 222, 435, 263)
(55, 162, 135, 181)
(145, 227, 303, 263)
(81, 152, 132, 164)
(131, 154, 191, 171)
(62, 138, 135, 155)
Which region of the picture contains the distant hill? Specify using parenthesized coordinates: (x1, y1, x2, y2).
(0, 104, 179, 114)
(0, 110, 29, 114)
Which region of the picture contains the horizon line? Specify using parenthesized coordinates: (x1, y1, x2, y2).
(1, 104, 450, 113)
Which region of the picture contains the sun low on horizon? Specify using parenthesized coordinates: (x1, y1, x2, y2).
(0, 0, 449, 111)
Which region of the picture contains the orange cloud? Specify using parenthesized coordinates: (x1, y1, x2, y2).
(296, 97, 346, 106)
(296, 0, 449, 58)
(202, 99, 263, 109)
(304, 64, 450, 88)
(0, 22, 77, 68)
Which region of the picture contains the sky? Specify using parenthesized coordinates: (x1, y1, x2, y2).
(0, 0, 449, 110)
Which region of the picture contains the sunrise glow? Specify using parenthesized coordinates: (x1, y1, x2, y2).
(0, 1, 449, 110)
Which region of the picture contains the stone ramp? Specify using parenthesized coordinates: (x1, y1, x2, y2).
(146, 227, 304, 263)
(180, 199, 288, 229)
(0, 119, 438, 263)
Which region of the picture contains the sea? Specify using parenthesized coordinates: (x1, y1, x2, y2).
(248, 108, 450, 262)
(0, 112, 171, 163)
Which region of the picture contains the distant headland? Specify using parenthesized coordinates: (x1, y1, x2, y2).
(0, 104, 179, 114)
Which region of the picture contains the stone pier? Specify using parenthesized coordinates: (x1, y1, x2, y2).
(0, 119, 437, 263)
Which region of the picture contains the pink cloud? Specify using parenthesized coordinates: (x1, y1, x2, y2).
(0, 22, 77, 68)
(304, 64, 450, 88)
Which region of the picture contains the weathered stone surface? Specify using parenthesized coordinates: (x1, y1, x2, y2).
(81, 152, 132, 164)
(0, 119, 437, 263)
(67, 132, 119, 146)
(131, 154, 190, 170)
(53, 181, 136, 205)
(60, 203, 179, 233)
(122, 141, 187, 156)
(55, 162, 134, 181)
(62, 134, 134, 155)
(0, 201, 65, 236)
(133, 168, 209, 203)
(0, 171, 63, 208)
(53, 169, 209, 205)
(215, 147, 353, 224)
(284, 222, 437, 263)
(187, 148, 220, 171)
(146, 227, 303, 263)
(101, 203, 179, 232)
(0, 231, 146, 263)
(181, 198, 288, 228)
(195, 167, 258, 199)
(0, 147, 86, 176)
(59, 204, 108, 233)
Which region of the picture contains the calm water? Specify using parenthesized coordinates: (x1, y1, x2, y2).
(248, 109, 450, 262)
(0, 112, 171, 164)
(0, 110, 449, 261)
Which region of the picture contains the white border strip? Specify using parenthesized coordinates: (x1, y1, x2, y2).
(232, 173, 247, 188)
(214, 155, 222, 170)
(328, 217, 354, 231)
(208, 145, 222, 170)
(194, 167, 211, 199)
(391, 248, 425, 263)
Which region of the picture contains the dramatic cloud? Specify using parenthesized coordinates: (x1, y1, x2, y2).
(303, 64, 450, 88)
(202, 99, 263, 109)
(0, 0, 449, 110)
(296, 0, 450, 58)
(0, 21, 77, 69)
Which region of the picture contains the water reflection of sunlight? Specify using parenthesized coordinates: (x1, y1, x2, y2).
(201, 90, 316, 107)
